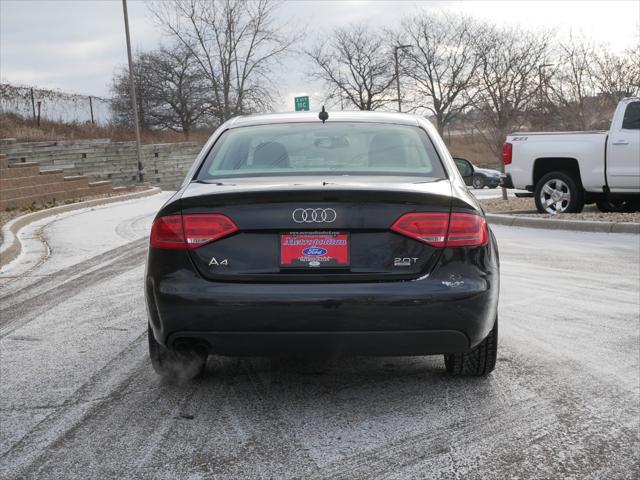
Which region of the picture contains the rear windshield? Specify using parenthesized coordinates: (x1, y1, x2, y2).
(196, 123, 446, 180)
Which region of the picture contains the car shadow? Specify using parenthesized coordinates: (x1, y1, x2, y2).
(157, 353, 500, 403)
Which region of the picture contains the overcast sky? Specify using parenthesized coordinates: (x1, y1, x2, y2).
(1, 0, 639, 113)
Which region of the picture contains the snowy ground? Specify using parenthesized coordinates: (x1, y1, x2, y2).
(0, 191, 638, 479)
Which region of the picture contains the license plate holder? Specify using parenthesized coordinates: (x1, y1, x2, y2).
(280, 232, 349, 268)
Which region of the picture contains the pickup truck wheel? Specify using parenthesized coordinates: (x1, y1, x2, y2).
(444, 317, 497, 376)
(472, 176, 485, 189)
(535, 172, 584, 214)
(148, 326, 207, 380)
(596, 198, 636, 212)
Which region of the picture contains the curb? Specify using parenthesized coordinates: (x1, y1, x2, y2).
(0, 186, 162, 268)
(486, 213, 640, 234)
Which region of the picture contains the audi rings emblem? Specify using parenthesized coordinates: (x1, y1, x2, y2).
(292, 208, 337, 223)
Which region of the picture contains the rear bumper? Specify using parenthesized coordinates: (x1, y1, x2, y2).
(146, 242, 499, 356)
(169, 330, 469, 356)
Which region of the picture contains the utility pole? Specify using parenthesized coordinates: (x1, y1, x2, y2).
(122, 0, 144, 183)
(394, 45, 411, 112)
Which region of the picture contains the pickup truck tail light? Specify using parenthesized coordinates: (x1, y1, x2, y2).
(502, 142, 513, 165)
(150, 214, 238, 249)
(391, 212, 488, 247)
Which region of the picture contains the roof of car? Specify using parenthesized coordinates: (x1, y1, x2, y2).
(226, 111, 422, 129)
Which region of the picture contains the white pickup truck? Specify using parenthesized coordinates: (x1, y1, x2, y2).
(502, 97, 640, 213)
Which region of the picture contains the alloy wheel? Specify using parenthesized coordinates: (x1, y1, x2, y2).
(539, 178, 570, 214)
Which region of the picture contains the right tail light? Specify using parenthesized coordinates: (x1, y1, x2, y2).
(391, 212, 488, 247)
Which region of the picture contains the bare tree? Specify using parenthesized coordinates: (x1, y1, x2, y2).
(591, 46, 640, 106)
(144, 45, 212, 139)
(401, 13, 481, 135)
(306, 25, 396, 110)
(543, 34, 598, 130)
(472, 25, 552, 156)
(111, 51, 157, 129)
(471, 25, 551, 198)
(148, 0, 295, 123)
(111, 46, 211, 138)
(540, 40, 639, 131)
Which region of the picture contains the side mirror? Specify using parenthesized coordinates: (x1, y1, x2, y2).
(454, 158, 474, 179)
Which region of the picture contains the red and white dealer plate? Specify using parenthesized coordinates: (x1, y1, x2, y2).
(280, 232, 349, 268)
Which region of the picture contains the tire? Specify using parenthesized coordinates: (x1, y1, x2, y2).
(534, 171, 584, 214)
(472, 176, 485, 189)
(445, 317, 497, 376)
(148, 325, 207, 380)
(596, 198, 637, 212)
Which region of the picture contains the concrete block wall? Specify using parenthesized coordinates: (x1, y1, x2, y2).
(0, 138, 201, 190)
(0, 153, 118, 210)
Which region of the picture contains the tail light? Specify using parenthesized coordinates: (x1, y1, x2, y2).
(502, 142, 513, 165)
(390, 213, 449, 247)
(150, 214, 238, 249)
(446, 213, 488, 247)
(391, 212, 488, 247)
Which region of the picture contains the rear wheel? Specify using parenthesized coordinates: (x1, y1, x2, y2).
(148, 326, 207, 380)
(445, 318, 497, 376)
(534, 171, 584, 214)
(472, 176, 485, 189)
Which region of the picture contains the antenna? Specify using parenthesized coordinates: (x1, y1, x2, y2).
(318, 106, 329, 124)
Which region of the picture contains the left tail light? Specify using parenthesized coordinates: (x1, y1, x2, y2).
(150, 214, 238, 249)
(502, 142, 513, 165)
(391, 212, 488, 247)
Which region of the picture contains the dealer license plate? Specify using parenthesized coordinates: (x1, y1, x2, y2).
(280, 232, 349, 268)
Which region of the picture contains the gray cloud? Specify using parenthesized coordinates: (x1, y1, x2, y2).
(1, 0, 637, 112)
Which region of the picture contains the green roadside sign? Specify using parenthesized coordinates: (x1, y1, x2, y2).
(294, 96, 309, 111)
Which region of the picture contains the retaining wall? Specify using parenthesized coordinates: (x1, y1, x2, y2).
(0, 138, 201, 190)
(0, 153, 123, 210)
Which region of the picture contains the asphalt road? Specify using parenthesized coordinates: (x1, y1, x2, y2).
(1, 192, 638, 479)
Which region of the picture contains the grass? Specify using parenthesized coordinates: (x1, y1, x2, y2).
(1, 113, 501, 167)
(446, 134, 500, 168)
(0, 113, 213, 145)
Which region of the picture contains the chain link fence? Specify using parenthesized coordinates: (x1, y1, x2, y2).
(0, 83, 113, 126)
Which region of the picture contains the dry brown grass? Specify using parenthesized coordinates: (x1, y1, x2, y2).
(446, 134, 499, 168)
(1, 113, 502, 166)
(0, 113, 213, 145)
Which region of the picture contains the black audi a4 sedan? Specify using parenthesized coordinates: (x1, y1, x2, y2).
(145, 111, 499, 379)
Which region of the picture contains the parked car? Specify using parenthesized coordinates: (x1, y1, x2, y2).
(454, 158, 501, 189)
(145, 111, 500, 379)
(502, 97, 640, 213)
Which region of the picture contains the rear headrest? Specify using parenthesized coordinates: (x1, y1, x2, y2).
(253, 142, 290, 168)
(369, 133, 407, 167)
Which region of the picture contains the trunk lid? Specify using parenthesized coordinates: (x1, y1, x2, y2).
(180, 176, 452, 282)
